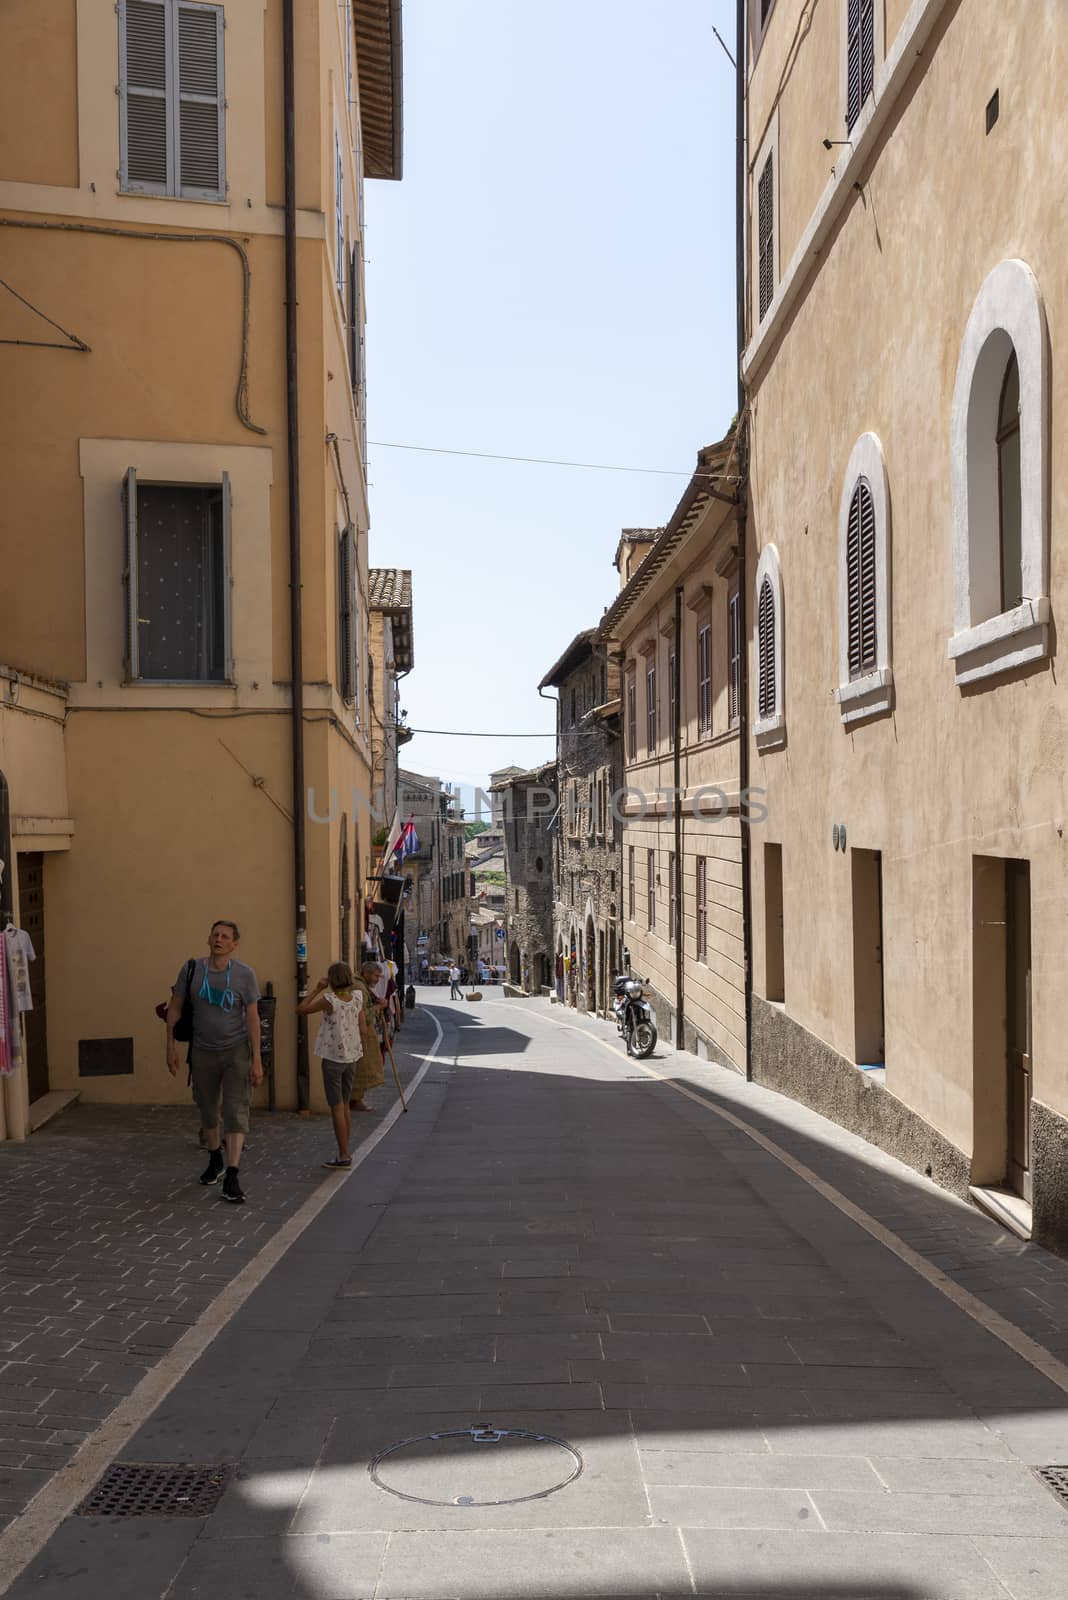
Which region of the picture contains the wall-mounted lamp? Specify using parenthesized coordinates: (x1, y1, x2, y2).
(822, 138, 854, 150)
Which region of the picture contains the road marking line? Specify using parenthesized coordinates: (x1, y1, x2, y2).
(0, 1013, 444, 1597)
(485, 997, 1068, 1397)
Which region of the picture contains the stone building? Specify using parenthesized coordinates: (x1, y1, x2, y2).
(539, 631, 623, 1016)
(599, 437, 746, 1064)
(0, 0, 403, 1129)
(367, 569, 414, 834)
(396, 769, 447, 968)
(493, 762, 556, 993)
(743, 0, 1068, 1250)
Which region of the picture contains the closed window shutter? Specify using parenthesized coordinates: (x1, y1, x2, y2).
(177, 3, 224, 195)
(757, 153, 774, 322)
(847, 0, 874, 131)
(348, 245, 361, 394)
(121, 0, 169, 190)
(220, 471, 233, 680)
(758, 575, 775, 718)
(338, 528, 355, 701)
(336, 135, 345, 293)
(847, 481, 877, 678)
(122, 467, 141, 680)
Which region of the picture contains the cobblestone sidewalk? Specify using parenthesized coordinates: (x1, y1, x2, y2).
(0, 1008, 436, 1533)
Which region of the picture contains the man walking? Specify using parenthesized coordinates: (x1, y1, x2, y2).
(167, 920, 262, 1204)
(449, 962, 462, 1000)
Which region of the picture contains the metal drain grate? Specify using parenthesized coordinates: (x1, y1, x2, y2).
(1035, 1466, 1068, 1510)
(76, 1462, 233, 1519)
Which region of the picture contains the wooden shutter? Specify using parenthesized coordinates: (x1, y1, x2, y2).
(120, 0, 169, 191)
(336, 134, 345, 293)
(348, 244, 362, 395)
(847, 0, 874, 131)
(728, 591, 741, 724)
(757, 152, 774, 322)
(758, 575, 776, 718)
(847, 481, 878, 678)
(122, 468, 141, 680)
(176, 3, 225, 196)
(220, 471, 233, 681)
(338, 527, 355, 701)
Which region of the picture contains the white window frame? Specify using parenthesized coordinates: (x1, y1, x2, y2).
(840, 0, 884, 138)
(751, 108, 779, 331)
(753, 541, 785, 749)
(948, 259, 1050, 687)
(118, 0, 227, 202)
(835, 433, 892, 725)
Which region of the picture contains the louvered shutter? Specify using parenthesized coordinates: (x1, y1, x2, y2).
(847, 0, 874, 131)
(220, 471, 233, 681)
(758, 575, 776, 719)
(847, 482, 878, 679)
(176, 3, 225, 196)
(122, 468, 141, 680)
(338, 529, 355, 701)
(336, 134, 345, 294)
(348, 245, 361, 394)
(757, 153, 774, 322)
(860, 0, 875, 105)
(120, 0, 170, 191)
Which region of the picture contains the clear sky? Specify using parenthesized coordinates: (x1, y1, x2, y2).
(366, 0, 739, 816)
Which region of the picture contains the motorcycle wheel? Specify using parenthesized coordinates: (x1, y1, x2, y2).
(629, 1019, 657, 1059)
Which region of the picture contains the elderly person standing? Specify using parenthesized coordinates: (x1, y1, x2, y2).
(346, 959, 386, 1113)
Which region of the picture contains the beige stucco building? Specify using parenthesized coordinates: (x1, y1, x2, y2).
(600, 439, 747, 1067)
(743, 0, 1068, 1249)
(0, 0, 403, 1131)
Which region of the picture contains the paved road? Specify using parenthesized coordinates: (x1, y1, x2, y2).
(5, 991, 1068, 1598)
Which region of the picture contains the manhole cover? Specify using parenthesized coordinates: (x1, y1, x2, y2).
(370, 1425, 583, 1507)
(75, 1462, 233, 1519)
(1036, 1465, 1068, 1510)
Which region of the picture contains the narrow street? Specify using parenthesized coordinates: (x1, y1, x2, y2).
(4, 993, 1067, 1599)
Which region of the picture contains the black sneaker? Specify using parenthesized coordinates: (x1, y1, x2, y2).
(199, 1150, 224, 1185)
(221, 1167, 245, 1204)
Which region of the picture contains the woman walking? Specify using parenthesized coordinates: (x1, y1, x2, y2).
(297, 962, 372, 1169)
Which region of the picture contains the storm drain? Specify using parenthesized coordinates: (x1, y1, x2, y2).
(75, 1462, 234, 1519)
(1035, 1466, 1068, 1510)
(370, 1425, 583, 1507)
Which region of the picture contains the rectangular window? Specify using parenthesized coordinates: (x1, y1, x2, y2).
(119, 0, 226, 200)
(646, 663, 657, 753)
(626, 676, 637, 760)
(628, 846, 635, 921)
(728, 589, 741, 727)
(647, 849, 656, 931)
(570, 687, 577, 725)
(348, 244, 363, 400)
(846, 0, 875, 133)
(335, 131, 346, 295)
(697, 621, 712, 735)
(668, 852, 676, 944)
(123, 470, 231, 682)
(668, 645, 677, 749)
(757, 151, 774, 322)
(696, 856, 707, 960)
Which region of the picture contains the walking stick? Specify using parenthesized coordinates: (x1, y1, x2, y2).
(378, 1014, 407, 1113)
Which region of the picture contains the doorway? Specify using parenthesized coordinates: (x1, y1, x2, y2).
(851, 849, 884, 1066)
(1006, 860, 1032, 1202)
(17, 853, 48, 1103)
(597, 929, 606, 1014)
(585, 918, 596, 1012)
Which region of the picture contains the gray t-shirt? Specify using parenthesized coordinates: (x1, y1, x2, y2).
(175, 958, 260, 1052)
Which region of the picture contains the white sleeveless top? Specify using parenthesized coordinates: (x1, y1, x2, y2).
(313, 990, 364, 1064)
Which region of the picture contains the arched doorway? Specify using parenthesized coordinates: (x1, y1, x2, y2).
(509, 941, 521, 985)
(555, 936, 564, 1002)
(585, 916, 596, 1012)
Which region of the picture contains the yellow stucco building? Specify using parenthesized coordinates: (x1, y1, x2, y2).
(743, 0, 1068, 1250)
(0, 0, 404, 1133)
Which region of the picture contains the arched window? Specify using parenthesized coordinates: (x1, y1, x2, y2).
(836, 434, 892, 724)
(754, 543, 785, 749)
(949, 260, 1049, 686)
(997, 352, 1022, 612)
(846, 480, 877, 680)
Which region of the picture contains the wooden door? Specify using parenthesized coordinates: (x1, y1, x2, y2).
(1006, 861, 1032, 1201)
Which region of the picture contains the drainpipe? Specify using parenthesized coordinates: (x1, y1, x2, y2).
(673, 586, 684, 1047)
(283, 0, 310, 1110)
(735, 0, 754, 1081)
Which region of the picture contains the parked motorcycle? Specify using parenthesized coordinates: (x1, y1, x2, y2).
(611, 973, 658, 1058)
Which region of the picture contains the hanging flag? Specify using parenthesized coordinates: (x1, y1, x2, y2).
(392, 816, 420, 860)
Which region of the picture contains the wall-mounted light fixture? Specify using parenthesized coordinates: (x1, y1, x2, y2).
(822, 138, 854, 150)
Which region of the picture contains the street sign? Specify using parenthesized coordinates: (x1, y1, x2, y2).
(495, 928, 505, 940)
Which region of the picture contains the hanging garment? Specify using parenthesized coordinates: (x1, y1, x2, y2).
(0, 941, 11, 1075)
(4, 926, 36, 1013)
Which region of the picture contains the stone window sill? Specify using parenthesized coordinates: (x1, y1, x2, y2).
(948, 598, 1050, 686)
(754, 711, 785, 750)
(835, 667, 893, 726)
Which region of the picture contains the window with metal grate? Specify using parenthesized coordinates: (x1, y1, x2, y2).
(757, 152, 774, 322)
(758, 575, 776, 718)
(846, 0, 875, 132)
(119, 0, 225, 199)
(846, 480, 878, 678)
